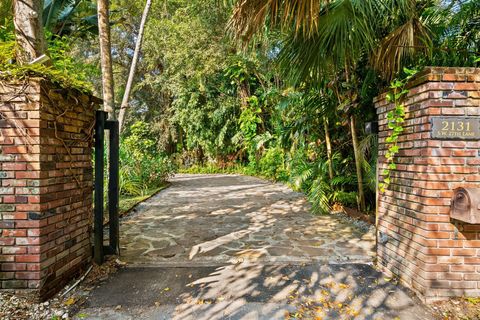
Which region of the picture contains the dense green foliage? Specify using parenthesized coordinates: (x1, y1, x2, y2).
(0, 1, 174, 203)
(144, 0, 478, 213)
(119, 121, 176, 196)
(2, 0, 479, 214)
(0, 0, 98, 92)
(0, 37, 94, 92)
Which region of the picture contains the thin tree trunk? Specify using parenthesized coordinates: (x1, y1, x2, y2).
(97, 0, 115, 114)
(350, 115, 366, 212)
(178, 127, 183, 151)
(13, 0, 47, 64)
(118, 0, 152, 132)
(323, 116, 334, 180)
(344, 60, 366, 212)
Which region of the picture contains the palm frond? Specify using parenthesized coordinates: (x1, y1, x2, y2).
(293, 164, 314, 189)
(362, 156, 377, 192)
(359, 133, 377, 162)
(331, 175, 356, 187)
(308, 177, 332, 214)
(254, 131, 274, 150)
(228, 0, 328, 44)
(278, 0, 379, 84)
(372, 17, 432, 80)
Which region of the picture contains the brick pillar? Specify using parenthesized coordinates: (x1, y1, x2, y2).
(375, 67, 480, 302)
(0, 78, 99, 299)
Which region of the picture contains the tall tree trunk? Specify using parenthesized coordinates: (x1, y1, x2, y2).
(323, 116, 334, 180)
(350, 115, 366, 212)
(344, 60, 366, 212)
(97, 0, 115, 114)
(13, 0, 47, 64)
(97, 0, 114, 190)
(118, 0, 152, 132)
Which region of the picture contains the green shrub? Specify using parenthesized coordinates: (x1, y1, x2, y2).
(257, 146, 288, 181)
(119, 121, 176, 196)
(332, 191, 358, 208)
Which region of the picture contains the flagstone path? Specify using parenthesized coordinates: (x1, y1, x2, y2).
(75, 174, 434, 320)
(119, 174, 375, 266)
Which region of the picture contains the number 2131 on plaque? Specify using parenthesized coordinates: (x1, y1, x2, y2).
(431, 117, 480, 140)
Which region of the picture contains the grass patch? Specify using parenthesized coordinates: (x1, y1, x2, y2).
(179, 163, 255, 175)
(179, 163, 289, 183)
(119, 185, 168, 216)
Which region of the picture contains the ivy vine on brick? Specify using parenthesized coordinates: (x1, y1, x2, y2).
(379, 68, 417, 193)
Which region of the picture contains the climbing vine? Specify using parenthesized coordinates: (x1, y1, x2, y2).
(379, 68, 417, 193)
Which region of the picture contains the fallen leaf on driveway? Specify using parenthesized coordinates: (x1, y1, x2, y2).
(64, 298, 76, 306)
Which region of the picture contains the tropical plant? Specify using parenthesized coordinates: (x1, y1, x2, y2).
(43, 0, 97, 36)
(227, 0, 441, 212)
(229, 0, 327, 43)
(289, 150, 358, 213)
(9, 0, 474, 217)
(119, 121, 176, 196)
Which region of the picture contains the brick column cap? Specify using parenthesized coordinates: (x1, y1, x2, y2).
(373, 66, 480, 105)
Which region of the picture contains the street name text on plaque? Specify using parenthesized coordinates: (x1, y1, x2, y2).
(431, 117, 480, 140)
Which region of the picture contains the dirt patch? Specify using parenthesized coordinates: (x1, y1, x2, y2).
(431, 297, 480, 320)
(335, 206, 375, 225)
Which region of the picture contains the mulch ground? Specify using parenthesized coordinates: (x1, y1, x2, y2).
(0, 257, 122, 320)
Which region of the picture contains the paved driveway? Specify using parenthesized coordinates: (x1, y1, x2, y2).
(119, 174, 375, 266)
(75, 174, 433, 320)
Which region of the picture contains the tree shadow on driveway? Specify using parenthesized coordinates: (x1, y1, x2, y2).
(77, 263, 433, 319)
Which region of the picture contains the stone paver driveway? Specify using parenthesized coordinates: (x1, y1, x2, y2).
(75, 174, 433, 320)
(120, 174, 375, 266)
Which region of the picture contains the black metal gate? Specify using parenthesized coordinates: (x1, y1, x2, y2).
(94, 110, 120, 264)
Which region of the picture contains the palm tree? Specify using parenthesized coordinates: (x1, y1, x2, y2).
(229, 0, 432, 212)
(230, 0, 431, 78)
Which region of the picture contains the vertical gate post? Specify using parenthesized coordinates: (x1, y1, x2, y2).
(375, 67, 480, 302)
(0, 79, 100, 299)
(108, 119, 120, 254)
(94, 111, 106, 264)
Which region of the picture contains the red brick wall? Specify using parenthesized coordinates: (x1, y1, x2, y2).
(0, 78, 98, 299)
(375, 67, 480, 302)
